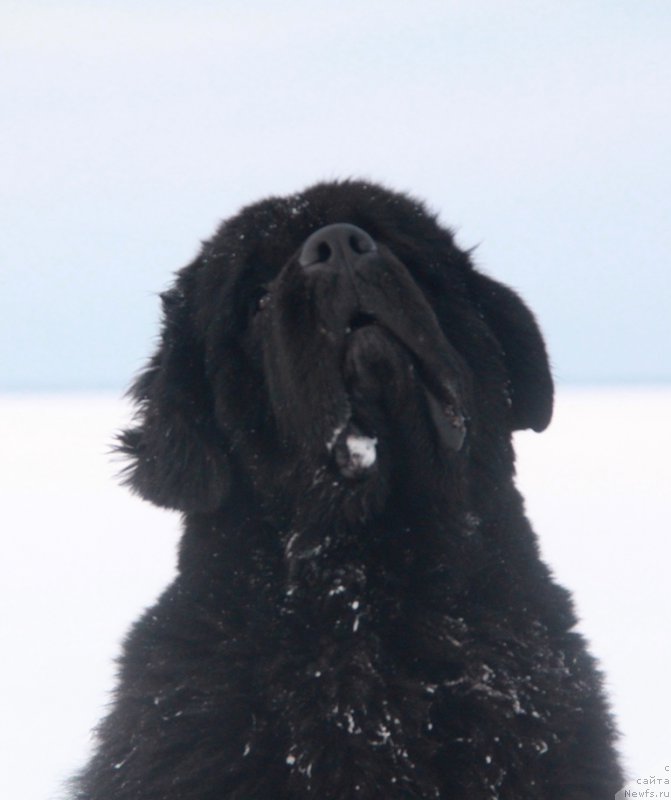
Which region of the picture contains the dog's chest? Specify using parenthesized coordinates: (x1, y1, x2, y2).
(264, 570, 561, 798)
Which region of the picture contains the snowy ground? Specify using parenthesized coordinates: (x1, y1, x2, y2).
(1, 388, 669, 799)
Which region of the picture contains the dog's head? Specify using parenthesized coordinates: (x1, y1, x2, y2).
(118, 181, 553, 521)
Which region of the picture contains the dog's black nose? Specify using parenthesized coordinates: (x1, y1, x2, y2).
(298, 223, 377, 268)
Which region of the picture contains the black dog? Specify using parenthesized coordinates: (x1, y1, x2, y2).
(72, 181, 622, 798)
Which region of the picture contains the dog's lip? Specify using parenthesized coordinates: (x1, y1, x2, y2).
(412, 360, 467, 452)
(345, 316, 467, 452)
(422, 377, 467, 452)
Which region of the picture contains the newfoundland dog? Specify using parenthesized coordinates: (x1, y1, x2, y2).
(72, 181, 622, 799)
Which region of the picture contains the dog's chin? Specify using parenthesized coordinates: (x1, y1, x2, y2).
(326, 323, 466, 481)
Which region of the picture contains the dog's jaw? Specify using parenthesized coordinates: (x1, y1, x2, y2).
(336, 321, 467, 478)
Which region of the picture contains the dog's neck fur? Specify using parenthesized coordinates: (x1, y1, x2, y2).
(174, 461, 565, 639)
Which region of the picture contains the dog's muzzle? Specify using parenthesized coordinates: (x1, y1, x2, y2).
(301, 224, 467, 470)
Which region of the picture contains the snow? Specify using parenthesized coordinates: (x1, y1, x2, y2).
(0, 393, 181, 800)
(327, 423, 346, 452)
(1, 387, 669, 798)
(513, 386, 671, 785)
(345, 434, 378, 470)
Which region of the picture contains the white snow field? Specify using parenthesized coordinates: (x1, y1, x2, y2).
(1, 388, 669, 799)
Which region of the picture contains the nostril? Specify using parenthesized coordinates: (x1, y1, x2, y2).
(349, 234, 369, 255)
(316, 242, 332, 263)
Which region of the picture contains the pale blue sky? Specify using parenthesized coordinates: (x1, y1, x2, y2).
(2, 0, 670, 389)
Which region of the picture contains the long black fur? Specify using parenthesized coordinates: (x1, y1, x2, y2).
(72, 181, 622, 798)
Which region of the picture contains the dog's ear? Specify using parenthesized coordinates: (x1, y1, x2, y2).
(116, 274, 230, 512)
(468, 270, 554, 432)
